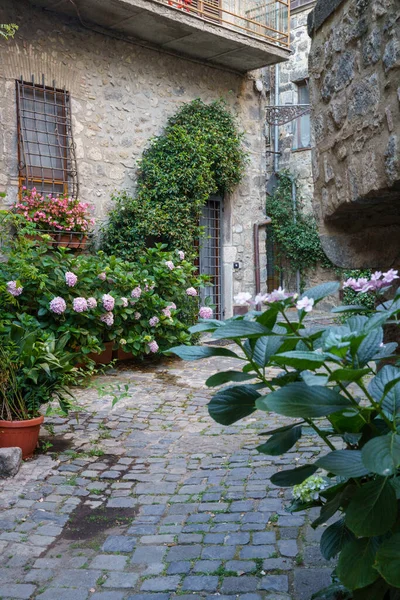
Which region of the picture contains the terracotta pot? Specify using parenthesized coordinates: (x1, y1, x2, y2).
(87, 341, 114, 364)
(24, 233, 54, 246)
(0, 415, 44, 459)
(53, 233, 88, 249)
(117, 347, 134, 361)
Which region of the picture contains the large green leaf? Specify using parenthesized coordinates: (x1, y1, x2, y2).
(312, 484, 357, 528)
(375, 534, 400, 588)
(270, 464, 317, 487)
(345, 477, 397, 536)
(355, 328, 384, 366)
(256, 306, 280, 329)
(189, 322, 221, 334)
(205, 371, 255, 387)
(212, 321, 269, 340)
(257, 425, 302, 456)
(352, 578, 390, 600)
(331, 305, 371, 314)
(329, 408, 371, 433)
(256, 383, 352, 418)
(316, 450, 370, 478)
(320, 518, 355, 560)
(166, 345, 242, 361)
(252, 336, 283, 368)
(369, 366, 400, 419)
(272, 351, 329, 370)
(361, 434, 400, 476)
(301, 281, 340, 303)
(208, 385, 261, 425)
(337, 538, 379, 590)
(390, 476, 400, 499)
(328, 368, 370, 383)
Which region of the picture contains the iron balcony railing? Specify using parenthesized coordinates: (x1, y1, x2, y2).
(154, 0, 290, 48)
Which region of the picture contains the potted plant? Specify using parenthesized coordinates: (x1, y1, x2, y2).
(169, 279, 400, 599)
(0, 325, 76, 459)
(13, 187, 95, 249)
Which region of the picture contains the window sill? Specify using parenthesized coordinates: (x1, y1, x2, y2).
(292, 146, 312, 153)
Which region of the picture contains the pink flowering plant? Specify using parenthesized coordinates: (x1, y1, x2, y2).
(0, 239, 206, 362)
(12, 188, 95, 233)
(169, 280, 400, 599)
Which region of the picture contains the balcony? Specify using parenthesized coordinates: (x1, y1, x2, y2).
(30, 0, 291, 72)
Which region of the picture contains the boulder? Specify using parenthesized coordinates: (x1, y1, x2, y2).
(0, 447, 22, 478)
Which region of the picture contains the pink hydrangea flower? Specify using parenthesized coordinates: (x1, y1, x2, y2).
(100, 312, 114, 326)
(234, 292, 252, 305)
(98, 272, 107, 281)
(121, 297, 129, 307)
(6, 280, 23, 297)
(102, 294, 115, 311)
(162, 308, 171, 318)
(165, 261, 175, 270)
(134, 312, 141, 320)
(168, 302, 177, 310)
(49, 296, 67, 314)
(268, 287, 291, 302)
(383, 269, 399, 284)
(131, 286, 142, 298)
(73, 297, 88, 313)
(296, 296, 314, 312)
(65, 271, 78, 287)
(178, 251, 185, 260)
(186, 287, 198, 297)
(120, 338, 127, 346)
(149, 316, 160, 327)
(148, 340, 159, 353)
(199, 306, 213, 319)
(87, 297, 97, 309)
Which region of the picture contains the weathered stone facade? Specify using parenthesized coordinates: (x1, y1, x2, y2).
(0, 0, 271, 318)
(308, 0, 400, 268)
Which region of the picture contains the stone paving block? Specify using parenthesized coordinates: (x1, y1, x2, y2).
(225, 560, 256, 574)
(166, 560, 192, 575)
(128, 525, 158, 535)
(252, 531, 276, 545)
(126, 596, 169, 600)
(278, 540, 298, 557)
(229, 501, 255, 512)
(90, 593, 125, 600)
(140, 505, 166, 516)
(0, 583, 36, 598)
(260, 575, 289, 592)
(166, 544, 202, 561)
(177, 533, 202, 544)
(201, 546, 236, 560)
(140, 534, 175, 545)
(131, 547, 167, 564)
(141, 575, 181, 591)
(263, 558, 293, 571)
(102, 535, 137, 552)
(198, 502, 229, 512)
(303, 544, 333, 566)
(182, 575, 219, 591)
(293, 568, 332, 600)
(224, 532, 250, 545)
(36, 589, 89, 600)
(51, 568, 102, 587)
(103, 572, 139, 588)
(204, 533, 225, 544)
(90, 554, 128, 570)
(239, 545, 276, 559)
(24, 568, 54, 582)
(192, 559, 221, 573)
(220, 576, 259, 593)
(107, 497, 137, 508)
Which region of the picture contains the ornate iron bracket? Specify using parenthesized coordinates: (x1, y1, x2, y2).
(266, 104, 311, 126)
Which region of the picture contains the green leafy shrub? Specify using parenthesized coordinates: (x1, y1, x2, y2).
(0, 236, 207, 361)
(265, 171, 333, 282)
(101, 99, 246, 261)
(169, 279, 400, 599)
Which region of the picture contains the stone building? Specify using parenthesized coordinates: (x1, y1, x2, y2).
(263, 0, 335, 291)
(0, 0, 290, 318)
(308, 0, 400, 269)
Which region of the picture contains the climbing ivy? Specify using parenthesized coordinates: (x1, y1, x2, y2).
(101, 99, 246, 262)
(265, 171, 332, 283)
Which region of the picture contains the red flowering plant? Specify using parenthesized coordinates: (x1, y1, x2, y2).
(13, 187, 95, 234)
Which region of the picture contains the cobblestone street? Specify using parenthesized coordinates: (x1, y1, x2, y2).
(0, 355, 332, 600)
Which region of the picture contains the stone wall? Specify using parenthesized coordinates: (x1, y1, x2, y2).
(0, 0, 268, 317)
(308, 0, 400, 268)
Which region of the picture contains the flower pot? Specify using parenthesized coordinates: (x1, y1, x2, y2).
(87, 341, 114, 364)
(0, 415, 44, 460)
(53, 233, 88, 249)
(117, 347, 134, 361)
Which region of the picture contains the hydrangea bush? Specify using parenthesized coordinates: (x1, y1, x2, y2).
(169, 280, 400, 599)
(0, 237, 209, 362)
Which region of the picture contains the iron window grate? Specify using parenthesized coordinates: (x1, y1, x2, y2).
(199, 196, 223, 320)
(16, 76, 78, 197)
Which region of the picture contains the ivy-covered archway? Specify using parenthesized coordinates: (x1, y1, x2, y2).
(101, 99, 246, 261)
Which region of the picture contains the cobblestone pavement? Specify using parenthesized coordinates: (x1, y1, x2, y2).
(0, 355, 333, 600)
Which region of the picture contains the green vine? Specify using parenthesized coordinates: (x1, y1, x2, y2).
(265, 171, 333, 283)
(101, 99, 247, 261)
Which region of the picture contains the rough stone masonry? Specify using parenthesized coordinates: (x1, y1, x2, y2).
(308, 0, 400, 268)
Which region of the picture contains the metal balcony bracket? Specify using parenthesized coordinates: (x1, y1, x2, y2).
(266, 104, 311, 126)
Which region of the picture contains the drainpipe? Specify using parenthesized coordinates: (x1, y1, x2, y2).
(273, 64, 280, 174)
(254, 218, 271, 310)
(291, 178, 301, 294)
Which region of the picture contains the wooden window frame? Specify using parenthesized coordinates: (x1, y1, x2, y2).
(292, 80, 311, 151)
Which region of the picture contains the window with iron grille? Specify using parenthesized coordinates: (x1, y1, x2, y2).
(16, 78, 78, 197)
(292, 80, 311, 150)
